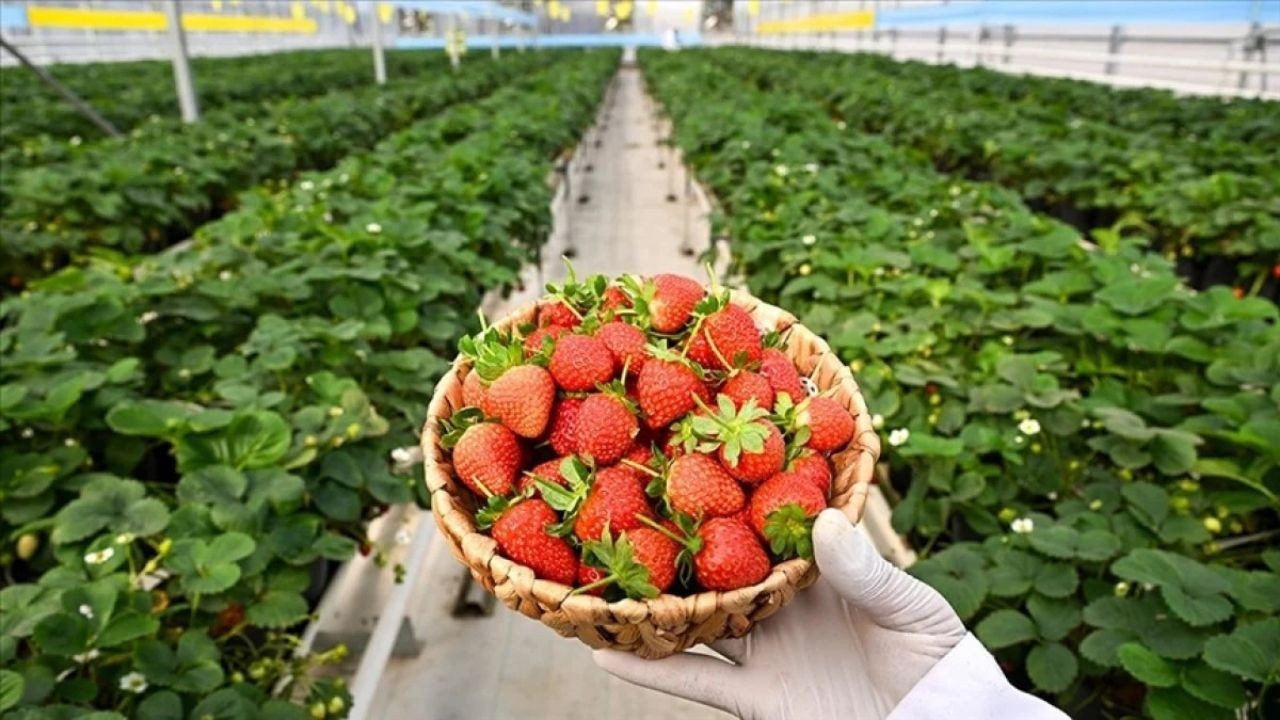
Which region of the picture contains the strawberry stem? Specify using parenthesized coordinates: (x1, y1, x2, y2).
(620, 458, 659, 477)
(570, 573, 617, 596)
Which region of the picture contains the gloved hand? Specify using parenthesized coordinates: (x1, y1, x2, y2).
(593, 508, 1066, 720)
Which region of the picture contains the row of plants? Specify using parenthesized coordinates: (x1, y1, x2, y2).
(702, 49, 1280, 282)
(640, 48, 1279, 720)
(1, 48, 444, 151)
(0, 49, 619, 719)
(0, 53, 543, 288)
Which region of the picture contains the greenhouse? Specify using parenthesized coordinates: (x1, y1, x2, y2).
(0, 1, 1277, 719)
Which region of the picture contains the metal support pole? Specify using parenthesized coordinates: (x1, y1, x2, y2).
(1105, 25, 1123, 75)
(164, 0, 199, 122)
(1237, 21, 1261, 89)
(0, 36, 121, 138)
(1002, 24, 1015, 65)
(371, 4, 387, 85)
(936, 25, 947, 63)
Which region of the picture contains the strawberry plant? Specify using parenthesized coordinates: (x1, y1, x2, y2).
(642, 48, 1278, 719)
(0, 50, 619, 717)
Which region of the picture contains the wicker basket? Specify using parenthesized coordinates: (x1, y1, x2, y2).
(422, 289, 880, 659)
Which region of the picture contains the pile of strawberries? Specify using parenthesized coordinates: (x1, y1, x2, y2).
(441, 270, 855, 600)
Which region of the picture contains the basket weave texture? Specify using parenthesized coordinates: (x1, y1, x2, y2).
(422, 289, 881, 659)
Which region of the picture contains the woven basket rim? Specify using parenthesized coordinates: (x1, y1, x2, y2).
(421, 287, 881, 621)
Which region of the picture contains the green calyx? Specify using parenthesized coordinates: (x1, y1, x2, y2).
(771, 392, 812, 448)
(763, 503, 816, 560)
(692, 394, 771, 466)
(474, 485, 534, 531)
(573, 527, 659, 599)
(440, 407, 486, 448)
(533, 456, 593, 537)
(458, 326, 527, 382)
(544, 257, 608, 321)
(635, 512, 702, 586)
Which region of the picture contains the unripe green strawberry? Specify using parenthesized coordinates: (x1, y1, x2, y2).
(486, 365, 554, 438)
(637, 358, 709, 429)
(693, 517, 771, 591)
(492, 499, 579, 585)
(722, 370, 775, 411)
(759, 348, 805, 403)
(800, 396, 855, 452)
(574, 467, 654, 542)
(550, 334, 615, 391)
(576, 393, 638, 465)
(748, 472, 827, 559)
(453, 422, 522, 497)
(596, 320, 648, 375)
(667, 452, 745, 518)
(686, 303, 763, 371)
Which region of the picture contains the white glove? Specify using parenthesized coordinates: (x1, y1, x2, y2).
(594, 508, 1068, 720)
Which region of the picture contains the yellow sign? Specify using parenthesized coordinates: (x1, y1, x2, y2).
(26, 5, 318, 33)
(747, 0, 760, 17)
(596, 0, 609, 17)
(757, 10, 875, 34)
(616, 0, 633, 21)
(378, 3, 394, 23)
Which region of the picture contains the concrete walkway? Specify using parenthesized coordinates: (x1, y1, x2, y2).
(367, 62, 725, 720)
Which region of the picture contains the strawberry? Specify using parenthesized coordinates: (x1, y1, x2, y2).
(486, 365, 554, 438)
(759, 348, 805, 404)
(548, 396, 585, 456)
(666, 452, 745, 518)
(524, 324, 570, 357)
(577, 527, 679, 598)
(748, 472, 827, 558)
(550, 334, 615, 392)
(452, 422, 522, 497)
(800, 396, 855, 452)
(690, 517, 771, 591)
(686, 302, 763, 371)
(575, 392, 638, 465)
(622, 442, 654, 469)
(574, 467, 654, 542)
(539, 300, 581, 328)
(691, 395, 784, 484)
(636, 357, 709, 429)
(520, 457, 569, 492)
(577, 563, 608, 596)
(624, 273, 704, 333)
(722, 370, 775, 411)
(790, 452, 832, 496)
(596, 321, 647, 375)
(601, 285, 631, 314)
(462, 370, 489, 410)
(490, 499, 579, 585)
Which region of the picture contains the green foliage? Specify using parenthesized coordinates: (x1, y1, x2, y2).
(0, 50, 619, 717)
(641, 47, 1279, 717)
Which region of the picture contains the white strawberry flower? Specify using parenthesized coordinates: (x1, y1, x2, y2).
(84, 547, 115, 565)
(78, 604, 94, 619)
(366, 222, 382, 234)
(871, 414, 885, 430)
(773, 164, 789, 177)
(1010, 517, 1034, 534)
(888, 428, 910, 447)
(73, 649, 100, 664)
(119, 672, 148, 694)
(801, 234, 816, 246)
(1018, 418, 1041, 436)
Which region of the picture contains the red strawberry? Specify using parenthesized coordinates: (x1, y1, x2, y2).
(686, 303, 763, 370)
(453, 422, 522, 497)
(601, 285, 631, 314)
(596, 321, 647, 375)
(579, 527, 679, 598)
(650, 274, 704, 333)
(577, 563, 608, 596)
(759, 348, 805, 404)
(548, 397, 585, 456)
(720, 420, 785, 485)
(666, 453, 745, 518)
(520, 457, 569, 492)
(485, 365, 554, 438)
(636, 358, 709, 429)
(492, 499, 579, 585)
(790, 452, 832, 496)
(722, 371, 775, 411)
(539, 300, 581, 328)
(747, 471, 827, 547)
(462, 370, 489, 410)
(576, 393, 638, 465)
(692, 517, 771, 591)
(622, 442, 654, 469)
(801, 396, 855, 452)
(574, 467, 654, 542)
(550, 334, 615, 392)
(524, 324, 570, 357)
